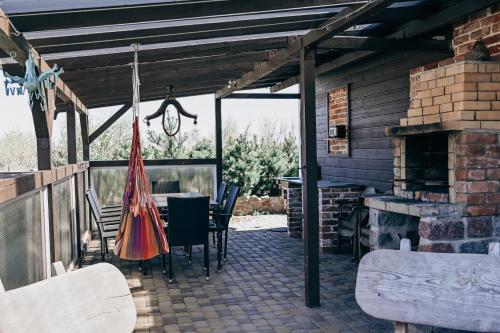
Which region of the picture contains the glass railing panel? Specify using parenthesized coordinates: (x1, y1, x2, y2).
(0, 191, 44, 290)
(52, 178, 77, 269)
(91, 164, 216, 206)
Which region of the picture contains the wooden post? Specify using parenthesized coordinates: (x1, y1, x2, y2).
(79, 112, 91, 230)
(215, 97, 223, 187)
(80, 113, 90, 161)
(394, 322, 408, 333)
(67, 104, 77, 164)
(31, 98, 53, 170)
(300, 46, 319, 307)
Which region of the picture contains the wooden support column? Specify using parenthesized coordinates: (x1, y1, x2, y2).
(80, 113, 90, 161)
(67, 104, 77, 164)
(79, 112, 91, 230)
(31, 89, 54, 170)
(215, 98, 223, 186)
(300, 46, 320, 307)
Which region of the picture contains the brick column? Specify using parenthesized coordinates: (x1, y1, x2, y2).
(319, 185, 363, 252)
(285, 187, 303, 238)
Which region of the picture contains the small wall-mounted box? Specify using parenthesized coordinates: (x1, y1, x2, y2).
(329, 124, 347, 139)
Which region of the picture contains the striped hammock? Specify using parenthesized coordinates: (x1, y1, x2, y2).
(114, 118, 168, 260)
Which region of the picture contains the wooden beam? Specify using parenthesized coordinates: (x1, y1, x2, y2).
(215, 0, 395, 98)
(89, 104, 131, 144)
(79, 113, 90, 161)
(215, 98, 223, 187)
(41, 37, 290, 71)
(0, 8, 87, 114)
(29, 16, 329, 54)
(66, 104, 77, 164)
(31, 89, 54, 170)
(300, 47, 319, 308)
(270, 76, 300, 93)
(0, 163, 89, 205)
(317, 36, 451, 52)
(271, 0, 488, 92)
(7, 0, 358, 31)
(223, 93, 300, 99)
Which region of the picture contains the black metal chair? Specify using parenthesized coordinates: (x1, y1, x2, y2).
(337, 187, 375, 261)
(212, 182, 228, 245)
(166, 196, 210, 283)
(209, 185, 239, 263)
(88, 186, 122, 218)
(85, 190, 120, 261)
(152, 180, 180, 194)
(215, 181, 228, 204)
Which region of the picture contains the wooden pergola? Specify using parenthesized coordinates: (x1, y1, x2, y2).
(0, 0, 496, 307)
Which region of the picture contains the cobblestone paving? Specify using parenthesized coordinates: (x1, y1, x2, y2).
(82, 215, 392, 333)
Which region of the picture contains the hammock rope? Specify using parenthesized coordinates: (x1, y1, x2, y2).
(114, 44, 168, 260)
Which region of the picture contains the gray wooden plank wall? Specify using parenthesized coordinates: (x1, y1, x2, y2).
(316, 50, 451, 192)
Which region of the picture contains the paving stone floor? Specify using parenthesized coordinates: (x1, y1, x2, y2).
(82, 215, 392, 333)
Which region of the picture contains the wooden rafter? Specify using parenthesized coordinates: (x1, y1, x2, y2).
(317, 36, 450, 52)
(89, 104, 132, 143)
(4, 0, 360, 31)
(0, 8, 87, 114)
(215, 0, 396, 98)
(271, 0, 498, 92)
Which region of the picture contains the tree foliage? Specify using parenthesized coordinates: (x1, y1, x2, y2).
(1, 118, 299, 197)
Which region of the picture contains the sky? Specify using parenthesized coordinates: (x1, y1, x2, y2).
(0, 69, 300, 142)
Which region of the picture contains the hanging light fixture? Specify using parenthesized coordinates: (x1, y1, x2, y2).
(144, 85, 197, 137)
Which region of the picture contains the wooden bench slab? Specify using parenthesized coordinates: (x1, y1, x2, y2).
(0, 263, 136, 333)
(356, 249, 500, 332)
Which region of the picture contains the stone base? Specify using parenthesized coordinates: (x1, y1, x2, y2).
(369, 209, 420, 250)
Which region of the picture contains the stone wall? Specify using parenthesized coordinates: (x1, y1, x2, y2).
(233, 195, 285, 216)
(368, 209, 419, 250)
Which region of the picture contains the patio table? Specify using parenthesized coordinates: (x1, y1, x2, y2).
(152, 192, 219, 209)
(153, 192, 224, 271)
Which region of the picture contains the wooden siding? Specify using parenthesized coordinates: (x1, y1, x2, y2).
(316, 51, 451, 192)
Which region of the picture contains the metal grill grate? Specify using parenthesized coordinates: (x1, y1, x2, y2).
(0, 192, 44, 291)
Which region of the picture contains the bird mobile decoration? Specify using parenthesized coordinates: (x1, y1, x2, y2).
(3, 49, 64, 112)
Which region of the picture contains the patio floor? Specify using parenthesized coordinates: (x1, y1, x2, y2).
(82, 215, 392, 333)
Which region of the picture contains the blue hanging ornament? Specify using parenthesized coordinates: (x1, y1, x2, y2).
(3, 49, 64, 112)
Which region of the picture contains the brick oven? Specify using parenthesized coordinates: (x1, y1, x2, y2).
(363, 5, 500, 254)
(366, 59, 500, 253)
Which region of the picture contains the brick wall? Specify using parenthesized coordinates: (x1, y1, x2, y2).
(453, 130, 500, 217)
(402, 61, 500, 128)
(327, 87, 349, 156)
(453, 5, 500, 58)
(318, 185, 363, 252)
(283, 187, 303, 238)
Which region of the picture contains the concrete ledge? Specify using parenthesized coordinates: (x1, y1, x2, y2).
(364, 194, 458, 217)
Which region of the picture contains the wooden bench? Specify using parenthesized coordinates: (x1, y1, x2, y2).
(356, 240, 500, 332)
(0, 262, 136, 333)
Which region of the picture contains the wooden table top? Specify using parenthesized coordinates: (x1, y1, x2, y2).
(153, 192, 219, 208)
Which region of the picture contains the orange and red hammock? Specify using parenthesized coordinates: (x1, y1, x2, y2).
(114, 118, 168, 260)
